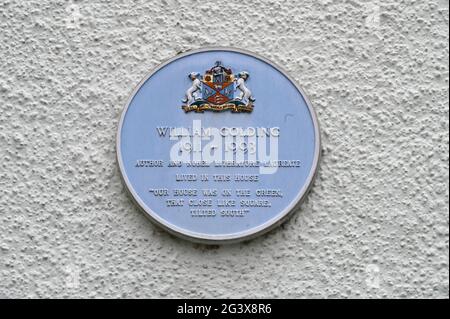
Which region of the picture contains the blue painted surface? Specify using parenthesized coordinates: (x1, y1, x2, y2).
(119, 50, 317, 237)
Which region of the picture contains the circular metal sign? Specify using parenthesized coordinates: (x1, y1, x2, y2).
(117, 48, 320, 243)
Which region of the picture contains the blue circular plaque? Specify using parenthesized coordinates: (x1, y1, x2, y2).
(117, 48, 320, 243)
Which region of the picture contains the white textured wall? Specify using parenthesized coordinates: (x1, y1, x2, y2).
(0, 0, 448, 299)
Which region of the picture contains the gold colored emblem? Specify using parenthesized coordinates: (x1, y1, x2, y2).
(181, 61, 255, 113)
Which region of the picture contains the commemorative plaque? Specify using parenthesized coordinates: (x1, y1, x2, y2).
(117, 48, 320, 243)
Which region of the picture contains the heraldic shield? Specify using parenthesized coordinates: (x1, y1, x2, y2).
(182, 61, 255, 113)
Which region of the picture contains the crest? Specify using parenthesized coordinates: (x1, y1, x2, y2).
(181, 61, 255, 113)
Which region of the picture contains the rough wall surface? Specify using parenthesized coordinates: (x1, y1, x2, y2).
(0, 0, 448, 299)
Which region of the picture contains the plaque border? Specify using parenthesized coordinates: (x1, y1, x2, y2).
(116, 47, 321, 244)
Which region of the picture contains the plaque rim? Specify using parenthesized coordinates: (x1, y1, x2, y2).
(116, 47, 321, 244)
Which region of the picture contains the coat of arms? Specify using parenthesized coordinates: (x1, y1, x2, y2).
(182, 61, 255, 113)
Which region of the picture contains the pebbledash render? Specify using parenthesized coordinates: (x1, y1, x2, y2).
(0, 0, 448, 298)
